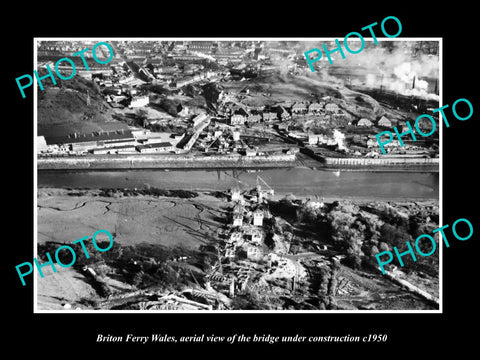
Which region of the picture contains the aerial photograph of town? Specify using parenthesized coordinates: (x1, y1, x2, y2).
(35, 39, 440, 311)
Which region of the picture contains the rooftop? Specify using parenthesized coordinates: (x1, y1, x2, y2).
(136, 142, 173, 150)
(40, 122, 133, 145)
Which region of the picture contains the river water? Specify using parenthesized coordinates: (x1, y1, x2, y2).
(37, 167, 439, 201)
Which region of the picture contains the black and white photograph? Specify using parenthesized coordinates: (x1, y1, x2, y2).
(6, 5, 478, 353)
(34, 38, 441, 312)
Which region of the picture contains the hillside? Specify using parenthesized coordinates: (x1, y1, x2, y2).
(221, 72, 419, 123)
(37, 76, 115, 128)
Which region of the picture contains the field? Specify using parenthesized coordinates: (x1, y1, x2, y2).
(36, 188, 228, 310)
(37, 188, 227, 249)
(36, 188, 438, 311)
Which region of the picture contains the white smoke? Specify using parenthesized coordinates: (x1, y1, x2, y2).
(387, 62, 437, 99)
(366, 73, 377, 87)
(333, 129, 346, 150)
(364, 62, 438, 101)
(393, 62, 415, 84)
(297, 40, 439, 100)
(191, 51, 217, 62)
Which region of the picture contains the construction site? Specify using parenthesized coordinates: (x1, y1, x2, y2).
(37, 175, 439, 311)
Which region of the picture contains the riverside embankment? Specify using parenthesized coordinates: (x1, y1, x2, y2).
(37, 153, 297, 170)
(301, 148, 439, 172)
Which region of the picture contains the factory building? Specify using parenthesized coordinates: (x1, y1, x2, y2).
(136, 142, 175, 153)
(40, 123, 135, 153)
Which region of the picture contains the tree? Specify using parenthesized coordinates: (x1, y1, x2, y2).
(135, 108, 149, 127)
(379, 242, 390, 252)
(380, 223, 405, 248)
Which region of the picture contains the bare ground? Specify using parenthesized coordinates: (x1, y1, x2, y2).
(36, 188, 438, 311)
(36, 188, 228, 310)
(37, 188, 227, 249)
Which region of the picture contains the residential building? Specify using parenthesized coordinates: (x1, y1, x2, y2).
(308, 134, 328, 146)
(246, 245, 263, 261)
(187, 41, 215, 52)
(225, 246, 236, 259)
(247, 230, 263, 245)
(357, 118, 373, 126)
(37, 136, 48, 153)
(231, 188, 243, 202)
(308, 103, 323, 114)
(262, 112, 277, 122)
(232, 130, 240, 141)
(129, 95, 149, 108)
(367, 138, 379, 148)
(247, 114, 262, 123)
(292, 102, 308, 114)
(378, 116, 392, 127)
(275, 106, 291, 121)
(233, 203, 244, 214)
(229, 231, 243, 243)
(325, 103, 339, 113)
(229, 114, 245, 126)
(233, 214, 243, 227)
(253, 209, 264, 226)
(367, 138, 401, 149)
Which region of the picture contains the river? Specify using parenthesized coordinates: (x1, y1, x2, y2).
(37, 167, 439, 201)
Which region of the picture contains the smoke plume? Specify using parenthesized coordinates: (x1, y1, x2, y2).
(268, 40, 440, 100)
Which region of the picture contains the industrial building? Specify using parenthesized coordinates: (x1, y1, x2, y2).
(91, 145, 136, 154)
(136, 142, 175, 153)
(40, 123, 135, 152)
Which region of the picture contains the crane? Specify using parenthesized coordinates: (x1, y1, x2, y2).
(204, 138, 217, 153)
(256, 175, 274, 196)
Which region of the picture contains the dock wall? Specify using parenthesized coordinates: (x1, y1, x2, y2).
(37, 154, 297, 170)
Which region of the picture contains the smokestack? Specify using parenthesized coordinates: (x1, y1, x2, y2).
(229, 277, 235, 297)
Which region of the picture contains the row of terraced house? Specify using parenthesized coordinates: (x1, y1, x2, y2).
(225, 100, 346, 126)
